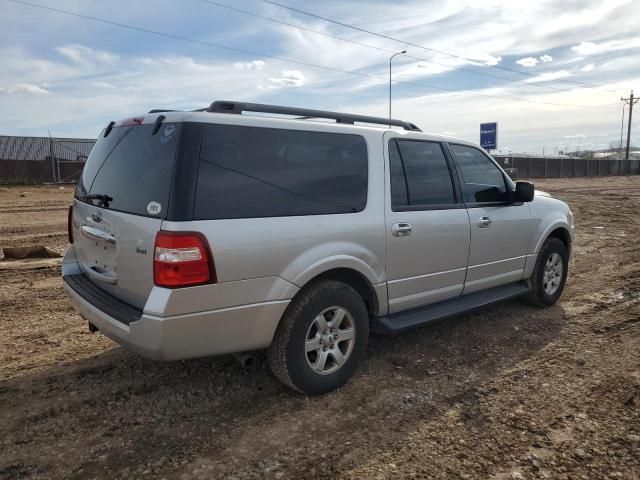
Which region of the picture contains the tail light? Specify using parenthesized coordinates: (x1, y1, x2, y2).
(67, 204, 74, 244)
(153, 231, 216, 288)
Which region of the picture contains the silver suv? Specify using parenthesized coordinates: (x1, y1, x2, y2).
(63, 101, 574, 395)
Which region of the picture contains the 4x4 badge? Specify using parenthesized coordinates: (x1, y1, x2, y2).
(91, 211, 102, 223)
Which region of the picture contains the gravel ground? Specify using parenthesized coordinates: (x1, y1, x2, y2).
(0, 177, 639, 480)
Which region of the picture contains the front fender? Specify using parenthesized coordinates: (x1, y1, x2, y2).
(528, 194, 573, 254)
(533, 220, 573, 253)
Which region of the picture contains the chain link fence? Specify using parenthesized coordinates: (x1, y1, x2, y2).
(0, 135, 95, 184)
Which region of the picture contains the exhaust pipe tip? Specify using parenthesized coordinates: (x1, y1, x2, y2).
(232, 352, 257, 369)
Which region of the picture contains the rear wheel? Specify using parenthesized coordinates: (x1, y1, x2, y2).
(267, 280, 369, 395)
(524, 237, 569, 307)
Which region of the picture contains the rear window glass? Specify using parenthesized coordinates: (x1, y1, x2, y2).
(194, 124, 368, 220)
(76, 123, 181, 218)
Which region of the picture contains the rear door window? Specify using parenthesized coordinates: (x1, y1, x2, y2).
(76, 123, 181, 218)
(194, 125, 368, 219)
(389, 139, 457, 209)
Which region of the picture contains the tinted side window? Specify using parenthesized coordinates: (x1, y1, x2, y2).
(389, 140, 409, 207)
(389, 139, 455, 208)
(194, 125, 368, 219)
(76, 123, 181, 218)
(451, 144, 509, 203)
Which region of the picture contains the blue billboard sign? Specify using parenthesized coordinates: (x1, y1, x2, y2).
(480, 122, 498, 150)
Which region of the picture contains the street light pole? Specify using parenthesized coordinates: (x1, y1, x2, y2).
(389, 50, 407, 120)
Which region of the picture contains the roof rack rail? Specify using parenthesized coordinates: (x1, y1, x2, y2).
(205, 100, 421, 132)
(148, 109, 178, 114)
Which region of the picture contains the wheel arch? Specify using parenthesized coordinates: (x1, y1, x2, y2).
(537, 224, 572, 256)
(546, 226, 572, 255)
(534, 221, 572, 254)
(289, 267, 383, 318)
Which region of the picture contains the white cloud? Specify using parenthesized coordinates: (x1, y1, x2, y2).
(233, 60, 265, 71)
(525, 70, 572, 83)
(571, 42, 599, 55)
(571, 37, 640, 56)
(0, 83, 49, 95)
(269, 70, 305, 87)
(473, 53, 502, 66)
(91, 81, 116, 89)
(516, 57, 539, 67)
(580, 63, 595, 72)
(56, 44, 119, 64)
(516, 54, 552, 68)
(563, 133, 587, 139)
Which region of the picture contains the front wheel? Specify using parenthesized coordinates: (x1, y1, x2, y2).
(267, 280, 369, 395)
(524, 237, 569, 307)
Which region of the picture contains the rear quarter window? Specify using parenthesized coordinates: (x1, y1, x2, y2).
(194, 125, 368, 220)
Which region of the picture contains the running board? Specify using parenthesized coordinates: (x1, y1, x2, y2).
(372, 281, 530, 334)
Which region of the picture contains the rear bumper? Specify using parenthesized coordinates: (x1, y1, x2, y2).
(62, 250, 290, 360)
(63, 279, 289, 360)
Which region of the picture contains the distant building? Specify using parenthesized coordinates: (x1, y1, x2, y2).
(0, 135, 95, 184)
(0, 135, 95, 162)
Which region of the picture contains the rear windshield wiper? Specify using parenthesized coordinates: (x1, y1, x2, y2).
(79, 193, 113, 208)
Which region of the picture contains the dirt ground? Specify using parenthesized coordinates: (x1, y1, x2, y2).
(0, 177, 639, 480)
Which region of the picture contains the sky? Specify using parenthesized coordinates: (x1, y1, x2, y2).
(1, 0, 639, 154)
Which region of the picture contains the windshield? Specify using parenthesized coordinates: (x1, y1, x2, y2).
(76, 122, 181, 218)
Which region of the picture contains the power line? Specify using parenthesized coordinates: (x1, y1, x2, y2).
(7, 0, 616, 110)
(6, 0, 373, 77)
(196, 0, 579, 95)
(257, 0, 618, 93)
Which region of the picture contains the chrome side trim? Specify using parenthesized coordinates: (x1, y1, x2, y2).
(387, 266, 467, 285)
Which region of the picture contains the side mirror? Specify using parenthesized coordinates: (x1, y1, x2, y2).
(515, 181, 534, 202)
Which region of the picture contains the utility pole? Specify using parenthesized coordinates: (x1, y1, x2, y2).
(48, 129, 56, 183)
(619, 102, 626, 160)
(621, 90, 638, 160)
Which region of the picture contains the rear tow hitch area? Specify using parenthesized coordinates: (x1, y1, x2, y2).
(232, 352, 259, 369)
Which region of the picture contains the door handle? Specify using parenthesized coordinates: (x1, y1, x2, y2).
(391, 222, 412, 237)
(477, 216, 492, 228)
(81, 225, 116, 245)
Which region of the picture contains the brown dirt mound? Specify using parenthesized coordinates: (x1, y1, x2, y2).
(1, 245, 61, 260)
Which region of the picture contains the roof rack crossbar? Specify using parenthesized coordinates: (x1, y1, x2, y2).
(206, 101, 421, 132)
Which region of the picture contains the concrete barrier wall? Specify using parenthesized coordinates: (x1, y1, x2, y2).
(0, 159, 85, 184)
(494, 156, 639, 179)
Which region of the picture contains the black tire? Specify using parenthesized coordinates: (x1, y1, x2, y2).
(524, 237, 569, 307)
(267, 280, 369, 395)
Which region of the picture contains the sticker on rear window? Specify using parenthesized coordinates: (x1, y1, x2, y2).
(147, 201, 162, 216)
(160, 124, 176, 143)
